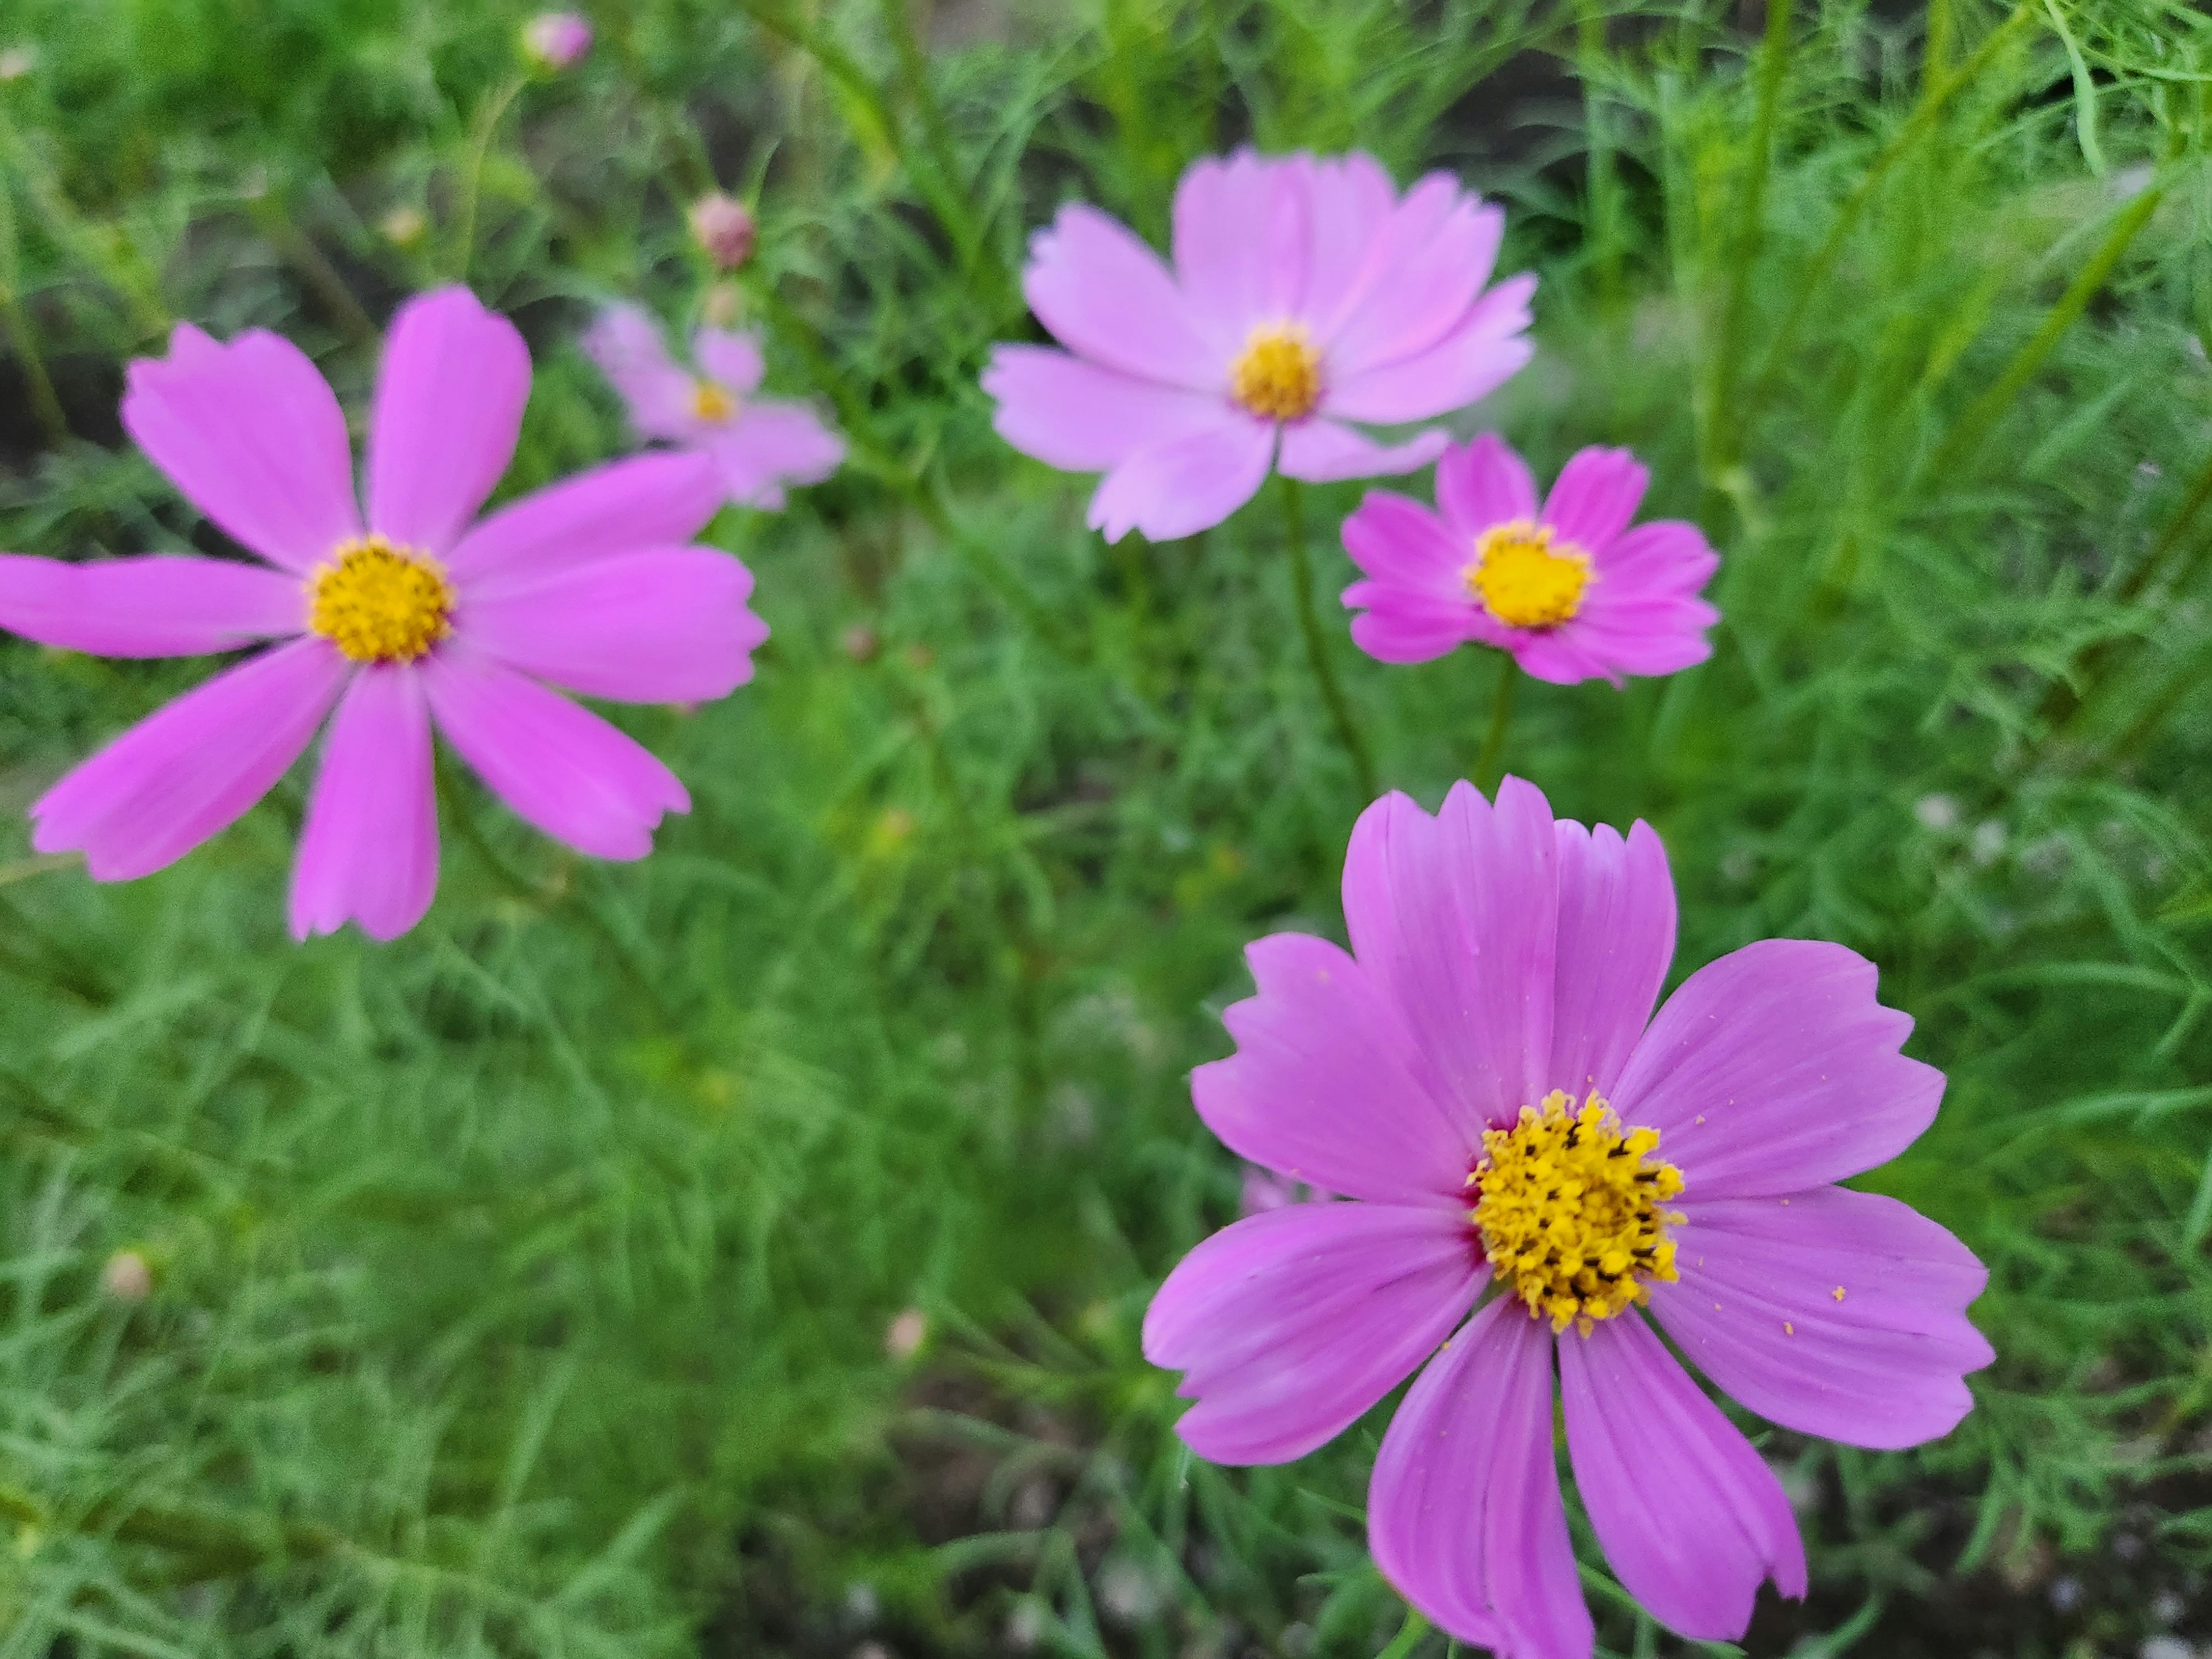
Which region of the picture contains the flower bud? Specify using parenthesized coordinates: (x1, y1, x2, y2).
(688, 192, 756, 271)
(521, 12, 592, 72)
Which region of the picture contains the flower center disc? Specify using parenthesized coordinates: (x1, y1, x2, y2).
(308, 538, 454, 664)
(1469, 1089, 1684, 1335)
(1467, 521, 1591, 630)
(1229, 324, 1323, 422)
(690, 379, 737, 423)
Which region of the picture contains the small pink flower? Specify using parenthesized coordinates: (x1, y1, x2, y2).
(982, 149, 1535, 544)
(1145, 778, 1992, 1658)
(1341, 434, 1719, 685)
(0, 286, 766, 941)
(584, 304, 844, 512)
(521, 12, 592, 71)
(687, 192, 758, 271)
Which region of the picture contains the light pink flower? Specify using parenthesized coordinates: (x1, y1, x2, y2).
(687, 192, 757, 272)
(584, 304, 844, 512)
(1341, 434, 1719, 684)
(521, 12, 592, 71)
(0, 286, 766, 941)
(1144, 778, 1992, 1658)
(982, 149, 1536, 544)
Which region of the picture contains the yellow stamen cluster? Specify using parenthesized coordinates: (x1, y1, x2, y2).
(1470, 1090, 1684, 1335)
(1228, 323, 1323, 422)
(1466, 520, 1592, 630)
(690, 379, 737, 423)
(307, 538, 454, 664)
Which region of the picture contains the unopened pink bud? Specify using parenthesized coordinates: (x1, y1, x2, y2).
(688, 192, 757, 271)
(521, 12, 592, 71)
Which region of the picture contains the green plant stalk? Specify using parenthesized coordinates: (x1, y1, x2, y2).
(735, 0, 993, 283)
(1474, 649, 1520, 791)
(453, 76, 524, 282)
(1375, 1608, 1430, 1659)
(1702, 0, 1794, 480)
(1918, 181, 2164, 485)
(1281, 479, 1379, 801)
(1729, 0, 2038, 460)
(2042, 441, 2212, 729)
(0, 170, 67, 442)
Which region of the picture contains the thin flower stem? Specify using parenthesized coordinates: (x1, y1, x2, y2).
(0, 172, 67, 442)
(453, 76, 523, 282)
(1281, 479, 1379, 802)
(1375, 1607, 1430, 1659)
(1474, 650, 1520, 791)
(1918, 179, 2165, 486)
(1702, 0, 1793, 484)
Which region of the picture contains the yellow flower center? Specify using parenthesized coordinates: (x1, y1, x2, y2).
(690, 379, 737, 423)
(1469, 1090, 1684, 1336)
(1228, 323, 1323, 422)
(1466, 520, 1592, 630)
(306, 537, 454, 664)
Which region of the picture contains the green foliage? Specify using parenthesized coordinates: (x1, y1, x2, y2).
(3, 0, 2212, 1654)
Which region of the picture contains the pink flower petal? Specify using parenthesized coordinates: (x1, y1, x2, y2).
(1611, 940, 1944, 1199)
(1086, 415, 1275, 543)
(367, 286, 532, 554)
(1326, 181, 1505, 377)
(1141, 1202, 1483, 1465)
(1548, 817, 1675, 1101)
(1507, 627, 1619, 687)
(0, 554, 304, 657)
(1341, 491, 1476, 607)
(1653, 1185, 1993, 1450)
(420, 649, 688, 860)
(1340, 779, 1558, 1138)
(1025, 202, 1218, 387)
(1345, 600, 1479, 665)
(1277, 419, 1449, 484)
(1324, 275, 1536, 425)
(982, 345, 1223, 473)
(1369, 1299, 1590, 1657)
(1567, 520, 1721, 679)
(1436, 433, 1539, 535)
(121, 323, 361, 571)
(446, 452, 724, 585)
(1172, 150, 1308, 353)
(1298, 153, 1399, 338)
(31, 637, 349, 880)
(1194, 931, 1476, 1207)
(691, 327, 764, 395)
(584, 304, 699, 442)
(458, 547, 767, 703)
(703, 401, 846, 509)
(1559, 1312, 1806, 1642)
(289, 664, 437, 941)
(1541, 446, 1650, 553)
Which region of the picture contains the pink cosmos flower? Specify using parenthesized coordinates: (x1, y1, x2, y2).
(1341, 434, 1719, 684)
(0, 286, 766, 941)
(584, 304, 844, 512)
(982, 149, 1536, 544)
(1145, 778, 1992, 1658)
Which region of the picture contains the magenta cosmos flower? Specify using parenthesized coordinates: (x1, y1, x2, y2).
(0, 286, 766, 941)
(982, 149, 1535, 544)
(584, 304, 844, 510)
(1145, 778, 1992, 1657)
(1342, 434, 1718, 684)
(521, 11, 592, 71)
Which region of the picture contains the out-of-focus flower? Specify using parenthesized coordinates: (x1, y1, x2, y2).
(840, 623, 880, 662)
(688, 192, 757, 272)
(584, 302, 843, 510)
(982, 147, 1535, 544)
(521, 11, 592, 71)
(378, 206, 429, 249)
(884, 1307, 927, 1359)
(702, 280, 744, 328)
(101, 1249, 152, 1301)
(1145, 777, 1993, 1657)
(0, 46, 37, 82)
(0, 287, 765, 941)
(1340, 434, 1717, 685)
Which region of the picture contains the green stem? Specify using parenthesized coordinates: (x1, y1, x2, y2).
(1728, 0, 2037, 459)
(1703, 0, 1794, 481)
(1376, 1607, 1431, 1659)
(1918, 180, 2164, 484)
(1474, 650, 1520, 791)
(1281, 480, 1378, 801)
(453, 77, 523, 283)
(0, 168, 67, 443)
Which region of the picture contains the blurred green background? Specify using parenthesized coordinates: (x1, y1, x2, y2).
(2, 1, 2211, 1654)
